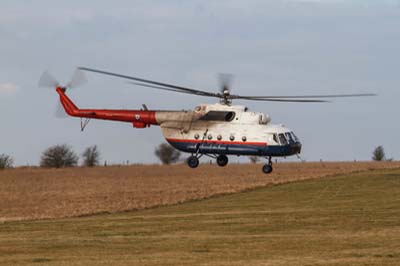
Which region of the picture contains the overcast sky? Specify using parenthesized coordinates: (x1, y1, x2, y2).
(1, 0, 399, 165)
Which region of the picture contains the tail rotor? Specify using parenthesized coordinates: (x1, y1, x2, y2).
(38, 68, 88, 91)
(39, 68, 87, 118)
(38, 71, 60, 89)
(67, 68, 88, 89)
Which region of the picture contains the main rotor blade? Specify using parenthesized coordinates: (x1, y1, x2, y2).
(231, 93, 376, 99)
(128, 82, 221, 98)
(79, 67, 219, 97)
(235, 97, 329, 103)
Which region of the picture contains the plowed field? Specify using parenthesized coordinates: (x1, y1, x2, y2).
(0, 161, 399, 221)
(1, 168, 399, 265)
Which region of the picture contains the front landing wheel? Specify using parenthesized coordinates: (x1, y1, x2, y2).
(187, 156, 199, 168)
(262, 164, 273, 174)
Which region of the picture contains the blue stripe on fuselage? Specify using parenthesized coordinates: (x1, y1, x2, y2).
(167, 140, 301, 157)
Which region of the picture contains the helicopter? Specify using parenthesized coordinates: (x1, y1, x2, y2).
(39, 67, 375, 173)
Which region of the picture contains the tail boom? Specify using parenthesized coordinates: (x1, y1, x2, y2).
(56, 87, 158, 128)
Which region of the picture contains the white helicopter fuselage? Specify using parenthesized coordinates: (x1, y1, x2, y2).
(157, 103, 302, 157)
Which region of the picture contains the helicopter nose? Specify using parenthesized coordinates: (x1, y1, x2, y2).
(290, 143, 302, 155)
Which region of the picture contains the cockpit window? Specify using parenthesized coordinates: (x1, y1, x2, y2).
(291, 131, 299, 142)
(278, 133, 288, 145)
(285, 132, 295, 144)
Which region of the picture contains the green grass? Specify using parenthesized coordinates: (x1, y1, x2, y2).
(1, 169, 400, 266)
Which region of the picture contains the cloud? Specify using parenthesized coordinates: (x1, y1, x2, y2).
(0, 82, 18, 95)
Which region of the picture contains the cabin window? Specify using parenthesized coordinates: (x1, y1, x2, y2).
(217, 135, 222, 141)
(208, 134, 213, 140)
(278, 133, 287, 145)
(200, 111, 236, 122)
(285, 132, 295, 144)
(230, 135, 235, 141)
(242, 136, 247, 142)
(194, 133, 200, 140)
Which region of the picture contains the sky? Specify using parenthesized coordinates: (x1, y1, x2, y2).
(1, 0, 399, 165)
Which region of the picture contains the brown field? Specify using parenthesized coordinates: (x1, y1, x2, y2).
(0, 161, 399, 222)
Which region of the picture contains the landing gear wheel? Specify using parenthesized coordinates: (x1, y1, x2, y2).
(187, 156, 199, 168)
(262, 164, 273, 174)
(216, 155, 229, 167)
(262, 156, 273, 174)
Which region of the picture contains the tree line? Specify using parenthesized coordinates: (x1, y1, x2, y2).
(39, 144, 101, 168)
(0, 143, 179, 169)
(0, 145, 100, 169)
(0, 144, 394, 170)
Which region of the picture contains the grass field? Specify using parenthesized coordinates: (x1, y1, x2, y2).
(1, 168, 400, 265)
(1, 162, 399, 221)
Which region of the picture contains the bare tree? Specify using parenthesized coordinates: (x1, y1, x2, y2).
(372, 145, 386, 161)
(40, 144, 78, 168)
(82, 145, 100, 167)
(155, 143, 181, 165)
(249, 156, 260, 164)
(0, 154, 13, 169)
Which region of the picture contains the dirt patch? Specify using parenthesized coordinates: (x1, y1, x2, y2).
(0, 162, 399, 221)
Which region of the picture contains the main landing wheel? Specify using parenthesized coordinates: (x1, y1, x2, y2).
(187, 156, 199, 168)
(262, 164, 273, 174)
(216, 155, 229, 167)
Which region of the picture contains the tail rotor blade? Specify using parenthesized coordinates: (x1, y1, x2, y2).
(38, 71, 59, 88)
(55, 101, 67, 118)
(67, 69, 88, 89)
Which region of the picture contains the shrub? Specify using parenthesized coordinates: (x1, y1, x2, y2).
(249, 156, 260, 164)
(155, 143, 181, 165)
(40, 144, 78, 168)
(82, 145, 100, 167)
(0, 154, 13, 169)
(372, 146, 385, 161)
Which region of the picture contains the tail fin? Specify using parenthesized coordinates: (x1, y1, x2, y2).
(56, 87, 79, 116)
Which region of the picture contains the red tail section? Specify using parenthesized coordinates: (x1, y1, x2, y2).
(56, 87, 158, 128)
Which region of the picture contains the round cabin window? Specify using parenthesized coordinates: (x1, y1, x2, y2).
(230, 135, 235, 141)
(217, 135, 222, 141)
(208, 134, 213, 140)
(242, 136, 247, 142)
(194, 133, 200, 140)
